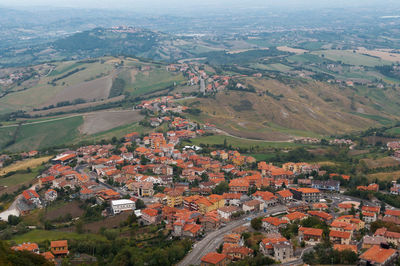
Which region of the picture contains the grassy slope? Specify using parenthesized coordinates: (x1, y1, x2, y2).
(4, 116, 83, 152)
(0, 165, 45, 188)
(11, 230, 106, 244)
(183, 135, 304, 149)
(121, 66, 185, 97)
(311, 50, 392, 67)
(183, 77, 395, 140)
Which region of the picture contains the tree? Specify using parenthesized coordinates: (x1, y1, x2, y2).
(136, 199, 145, 209)
(212, 181, 229, 195)
(251, 217, 262, 231)
(75, 220, 84, 234)
(7, 215, 21, 226)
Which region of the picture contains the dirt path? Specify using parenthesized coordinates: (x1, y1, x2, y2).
(213, 128, 296, 143)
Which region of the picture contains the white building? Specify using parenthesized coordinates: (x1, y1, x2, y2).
(111, 199, 136, 215)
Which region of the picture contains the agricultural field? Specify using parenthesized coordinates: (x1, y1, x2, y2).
(277, 46, 308, 54)
(121, 66, 185, 97)
(184, 134, 303, 149)
(361, 157, 400, 169)
(11, 229, 106, 244)
(2, 116, 83, 152)
(79, 110, 143, 135)
(0, 156, 52, 176)
(368, 170, 400, 182)
(356, 48, 400, 62)
(0, 165, 45, 195)
(311, 50, 392, 66)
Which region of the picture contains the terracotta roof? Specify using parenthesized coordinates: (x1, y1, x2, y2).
(333, 244, 357, 253)
(201, 252, 227, 264)
(299, 227, 323, 236)
(276, 189, 293, 198)
(362, 206, 380, 213)
(229, 178, 249, 187)
(359, 245, 396, 264)
(142, 208, 158, 217)
(12, 242, 38, 252)
(308, 210, 333, 221)
(296, 188, 320, 194)
(385, 209, 400, 217)
(41, 251, 55, 260)
(51, 240, 68, 248)
(284, 211, 307, 221)
(330, 230, 351, 239)
(262, 217, 288, 227)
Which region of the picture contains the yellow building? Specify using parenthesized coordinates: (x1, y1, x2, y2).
(167, 191, 183, 207)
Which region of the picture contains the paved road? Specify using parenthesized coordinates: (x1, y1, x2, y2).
(178, 205, 286, 266)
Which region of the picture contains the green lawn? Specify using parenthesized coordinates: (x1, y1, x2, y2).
(184, 134, 304, 149)
(3, 116, 83, 152)
(11, 229, 106, 244)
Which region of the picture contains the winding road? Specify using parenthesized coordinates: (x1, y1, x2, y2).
(178, 205, 286, 266)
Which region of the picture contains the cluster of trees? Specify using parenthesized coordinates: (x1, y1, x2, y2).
(68, 237, 192, 266)
(303, 242, 358, 265)
(109, 77, 126, 98)
(0, 241, 52, 266)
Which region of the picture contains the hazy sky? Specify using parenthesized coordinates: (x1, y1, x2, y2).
(1, 0, 397, 10)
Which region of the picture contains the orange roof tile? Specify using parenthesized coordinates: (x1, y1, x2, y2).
(333, 244, 357, 253)
(359, 245, 396, 264)
(201, 252, 227, 264)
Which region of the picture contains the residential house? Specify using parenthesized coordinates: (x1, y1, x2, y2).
(12, 242, 39, 254)
(252, 191, 278, 208)
(275, 190, 293, 204)
(273, 242, 294, 263)
(44, 189, 57, 202)
(298, 227, 323, 245)
(218, 206, 241, 221)
(329, 230, 351, 245)
(333, 244, 357, 254)
(229, 178, 249, 194)
(307, 210, 333, 222)
(22, 189, 41, 207)
(262, 217, 289, 233)
(242, 200, 263, 213)
(374, 227, 400, 246)
(282, 212, 308, 223)
(359, 245, 398, 266)
(222, 193, 242, 206)
(127, 181, 154, 197)
(50, 240, 69, 257)
(141, 208, 160, 224)
(222, 246, 253, 261)
(201, 252, 230, 266)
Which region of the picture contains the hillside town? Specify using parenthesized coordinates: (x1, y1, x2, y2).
(1, 99, 400, 266)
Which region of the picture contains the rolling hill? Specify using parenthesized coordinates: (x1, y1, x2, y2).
(183, 76, 400, 141)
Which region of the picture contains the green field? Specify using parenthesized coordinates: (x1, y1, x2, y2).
(2, 116, 83, 152)
(311, 50, 391, 66)
(11, 229, 106, 244)
(123, 67, 185, 97)
(0, 127, 16, 150)
(78, 121, 152, 144)
(351, 112, 393, 125)
(184, 134, 303, 149)
(258, 63, 292, 72)
(386, 127, 400, 135)
(0, 165, 45, 187)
